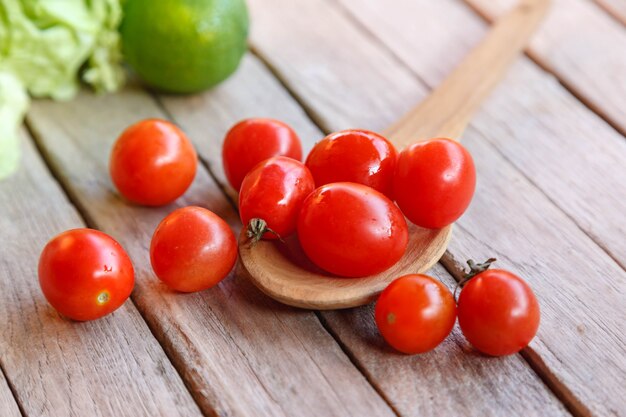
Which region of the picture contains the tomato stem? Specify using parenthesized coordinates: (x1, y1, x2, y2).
(453, 258, 497, 300)
(246, 218, 283, 244)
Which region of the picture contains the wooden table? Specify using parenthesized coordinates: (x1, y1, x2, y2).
(1, 0, 625, 416)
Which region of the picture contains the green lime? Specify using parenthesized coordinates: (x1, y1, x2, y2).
(121, 0, 249, 93)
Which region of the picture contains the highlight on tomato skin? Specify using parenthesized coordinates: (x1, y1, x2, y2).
(109, 118, 198, 207)
(222, 118, 302, 191)
(297, 182, 408, 278)
(38, 228, 135, 321)
(457, 269, 540, 356)
(375, 274, 457, 354)
(305, 129, 397, 199)
(239, 156, 315, 241)
(150, 206, 238, 293)
(393, 138, 476, 229)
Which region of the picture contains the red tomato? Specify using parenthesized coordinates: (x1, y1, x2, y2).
(109, 118, 197, 206)
(297, 182, 408, 277)
(393, 138, 475, 229)
(458, 269, 540, 356)
(222, 118, 302, 191)
(38, 228, 134, 321)
(375, 274, 457, 354)
(239, 156, 314, 240)
(305, 130, 397, 198)
(150, 206, 237, 292)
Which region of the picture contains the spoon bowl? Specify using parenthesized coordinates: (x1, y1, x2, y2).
(240, 224, 451, 309)
(239, 0, 550, 309)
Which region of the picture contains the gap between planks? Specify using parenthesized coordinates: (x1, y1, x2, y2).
(592, 0, 626, 26)
(322, 0, 626, 268)
(244, 0, 617, 413)
(151, 93, 239, 210)
(246, 33, 624, 417)
(458, 0, 626, 140)
(149, 90, 404, 417)
(22, 118, 215, 417)
(25, 84, 398, 417)
(0, 360, 24, 417)
(157, 56, 572, 415)
(185, 47, 582, 417)
(324, 0, 626, 271)
(0, 130, 205, 417)
(439, 254, 594, 417)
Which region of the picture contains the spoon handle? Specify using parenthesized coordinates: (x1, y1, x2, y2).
(385, 0, 551, 147)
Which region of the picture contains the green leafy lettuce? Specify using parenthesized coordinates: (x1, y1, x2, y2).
(0, 0, 124, 179)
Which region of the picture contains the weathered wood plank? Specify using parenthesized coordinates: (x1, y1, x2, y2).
(463, 0, 626, 136)
(247, 0, 626, 415)
(594, 0, 626, 25)
(335, 0, 626, 269)
(0, 370, 20, 417)
(323, 264, 571, 417)
(26, 85, 396, 417)
(0, 132, 203, 417)
(155, 55, 321, 196)
(445, 128, 626, 417)
(159, 54, 570, 416)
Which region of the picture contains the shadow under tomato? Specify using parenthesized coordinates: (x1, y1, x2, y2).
(272, 234, 328, 275)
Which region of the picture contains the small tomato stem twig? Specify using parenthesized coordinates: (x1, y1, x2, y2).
(246, 218, 284, 244)
(453, 257, 497, 300)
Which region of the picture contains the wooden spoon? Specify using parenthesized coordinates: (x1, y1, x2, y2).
(239, 0, 550, 309)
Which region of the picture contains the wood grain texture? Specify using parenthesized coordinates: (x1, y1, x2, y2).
(0, 369, 20, 417)
(25, 85, 396, 417)
(335, 0, 626, 274)
(248, 0, 626, 415)
(463, 0, 626, 136)
(386, 0, 550, 144)
(156, 55, 321, 197)
(159, 54, 569, 416)
(323, 264, 569, 417)
(0, 132, 203, 417)
(594, 0, 626, 25)
(445, 129, 626, 417)
(237, 0, 547, 310)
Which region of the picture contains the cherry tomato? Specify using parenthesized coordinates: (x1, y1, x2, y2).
(297, 182, 408, 277)
(375, 274, 457, 354)
(393, 138, 475, 229)
(109, 118, 197, 206)
(222, 118, 302, 191)
(458, 269, 540, 356)
(38, 228, 134, 321)
(150, 206, 237, 292)
(239, 156, 314, 240)
(305, 130, 397, 198)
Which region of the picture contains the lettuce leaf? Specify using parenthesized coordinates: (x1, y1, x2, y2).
(0, 0, 123, 179)
(0, 72, 28, 179)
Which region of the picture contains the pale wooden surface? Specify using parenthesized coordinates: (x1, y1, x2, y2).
(595, 0, 626, 25)
(238, 0, 547, 310)
(160, 55, 568, 417)
(333, 0, 626, 266)
(466, 0, 626, 136)
(386, 0, 550, 143)
(248, 0, 626, 416)
(0, 371, 20, 417)
(0, 132, 203, 417)
(1, 0, 625, 416)
(322, 265, 569, 417)
(26, 85, 396, 417)
(330, 0, 626, 266)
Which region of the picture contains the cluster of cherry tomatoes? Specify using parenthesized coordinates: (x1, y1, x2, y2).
(229, 121, 476, 277)
(38, 117, 539, 357)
